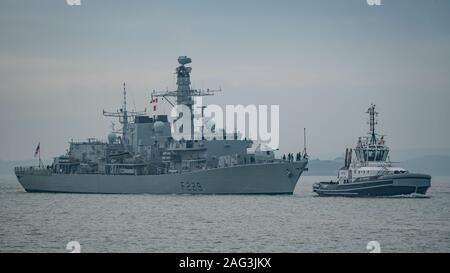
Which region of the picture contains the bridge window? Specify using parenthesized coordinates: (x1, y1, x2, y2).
(375, 151, 383, 161)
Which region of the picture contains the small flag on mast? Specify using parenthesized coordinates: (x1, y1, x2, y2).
(151, 97, 158, 112)
(34, 142, 40, 157)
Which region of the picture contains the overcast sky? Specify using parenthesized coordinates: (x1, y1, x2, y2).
(1, 0, 449, 161)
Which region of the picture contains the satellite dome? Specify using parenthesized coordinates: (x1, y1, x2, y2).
(205, 119, 216, 132)
(107, 132, 117, 144)
(153, 121, 165, 134)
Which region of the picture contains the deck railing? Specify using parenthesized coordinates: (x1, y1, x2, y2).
(14, 166, 51, 175)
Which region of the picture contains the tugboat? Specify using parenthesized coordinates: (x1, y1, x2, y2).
(313, 104, 431, 197)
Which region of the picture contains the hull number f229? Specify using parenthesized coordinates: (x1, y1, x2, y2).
(180, 181, 203, 192)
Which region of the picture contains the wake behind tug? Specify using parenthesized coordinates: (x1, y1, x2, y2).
(313, 104, 431, 197)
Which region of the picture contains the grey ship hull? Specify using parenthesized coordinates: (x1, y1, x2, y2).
(15, 161, 307, 194)
(313, 173, 431, 197)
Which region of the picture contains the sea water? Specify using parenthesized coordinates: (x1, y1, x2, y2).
(0, 175, 449, 252)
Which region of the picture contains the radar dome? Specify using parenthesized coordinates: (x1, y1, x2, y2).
(107, 132, 117, 144)
(205, 119, 216, 132)
(178, 56, 192, 65)
(154, 121, 165, 134)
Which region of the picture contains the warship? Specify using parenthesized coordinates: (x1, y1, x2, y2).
(313, 104, 431, 197)
(14, 56, 308, 194)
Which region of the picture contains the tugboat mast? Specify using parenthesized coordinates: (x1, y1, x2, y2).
(367, 103, 378, 145)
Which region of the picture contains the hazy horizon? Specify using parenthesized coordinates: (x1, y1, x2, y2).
(1, 0, 450, 161)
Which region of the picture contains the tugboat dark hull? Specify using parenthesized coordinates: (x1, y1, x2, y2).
(313, 173, 431, 197)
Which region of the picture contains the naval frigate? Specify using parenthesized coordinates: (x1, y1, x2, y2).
(15, 56, 308, 194)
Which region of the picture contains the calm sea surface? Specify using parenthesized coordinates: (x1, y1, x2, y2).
(0, 175, 449, 253)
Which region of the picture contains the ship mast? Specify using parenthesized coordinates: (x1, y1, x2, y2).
(303, 127, 308, 158)
(367, 103, 378, 145)
(151, 56, 221, 140)
(122, 82, 128, 137)
(103, 82, 146, 146)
